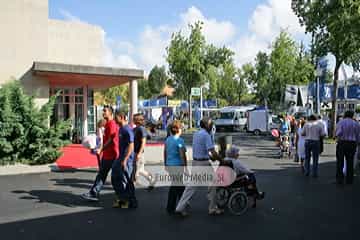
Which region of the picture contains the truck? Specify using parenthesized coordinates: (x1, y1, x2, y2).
(215, 105, 256, 131)
(247, 108, 280, 135)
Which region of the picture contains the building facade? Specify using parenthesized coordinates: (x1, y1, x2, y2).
(0, 0, 142, 138)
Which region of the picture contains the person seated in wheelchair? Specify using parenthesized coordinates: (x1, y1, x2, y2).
(220, 146, 265, 206)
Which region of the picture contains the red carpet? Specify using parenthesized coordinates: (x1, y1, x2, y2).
(56, 144, 98, 170)
(55, 143, 164, 170)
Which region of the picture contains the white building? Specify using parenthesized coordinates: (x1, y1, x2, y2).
(0, 0, 143, 137)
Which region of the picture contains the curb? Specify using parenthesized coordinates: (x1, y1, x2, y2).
(0, 163, 53, 176)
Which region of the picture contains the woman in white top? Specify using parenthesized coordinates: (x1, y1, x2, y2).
(295, 119, 306, 169)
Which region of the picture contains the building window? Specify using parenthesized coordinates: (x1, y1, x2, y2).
(87, 88, 95, 134)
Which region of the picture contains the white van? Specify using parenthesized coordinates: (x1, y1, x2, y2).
(215, 106, 256, 131)
(247, 108, 280, 135)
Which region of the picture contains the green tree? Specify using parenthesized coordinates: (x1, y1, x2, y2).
(100, 85, 129, 105)
(253, 52, 272, 107)
(292, 0, 360, 136)
(138, 79, 152, 99)
(0, 81, 70, 165)
(148, 65, 168, 96)
(270, 31, 298, 107)
(217, 62, 240, 105)
(293, 42, 314, 85)
(205, 65, 219, 99)
(167, 22, 206, 100)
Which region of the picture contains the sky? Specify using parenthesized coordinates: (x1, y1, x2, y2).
(48, 0, 311, 74)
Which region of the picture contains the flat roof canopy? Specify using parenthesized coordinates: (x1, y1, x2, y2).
(32, 62, 144, 89)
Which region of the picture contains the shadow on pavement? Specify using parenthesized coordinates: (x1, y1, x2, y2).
(2, 153, 360, 240)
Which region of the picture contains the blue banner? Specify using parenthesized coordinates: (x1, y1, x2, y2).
(309, 83, 360, 100)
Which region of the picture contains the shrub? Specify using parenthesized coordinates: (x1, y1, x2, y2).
(0, 81, 71, 165)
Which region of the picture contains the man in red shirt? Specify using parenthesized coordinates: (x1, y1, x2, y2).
(82, 105, 119, 201)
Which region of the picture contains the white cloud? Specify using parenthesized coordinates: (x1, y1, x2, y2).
(59, 1, 305, 73)
(180, 6, 236, 45)
(59, 8, 88, 24)
(233, 0, 306, 66)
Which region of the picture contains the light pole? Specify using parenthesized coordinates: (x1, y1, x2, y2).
(200, 82, 210, 120)
(315, 66, 323, 115)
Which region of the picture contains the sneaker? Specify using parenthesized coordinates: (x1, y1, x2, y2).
(112, 199, 124, 208)
(175, 210, 189, 217)
(120, 201, 129, 209)
(81, 192, 99, 202)
(208, 208, 224, 216)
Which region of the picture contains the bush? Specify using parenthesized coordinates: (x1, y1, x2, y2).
(0, 81, 71, 165)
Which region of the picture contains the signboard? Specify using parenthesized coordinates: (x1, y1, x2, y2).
(168, 100, 181, 107)
(191, 87, 201, 96)
(285, 85, 298, 103)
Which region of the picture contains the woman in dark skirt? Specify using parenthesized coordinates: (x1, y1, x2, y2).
(164, 120, 187, 214)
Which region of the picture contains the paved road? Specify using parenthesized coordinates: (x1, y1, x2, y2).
(0, 134, 359, 240)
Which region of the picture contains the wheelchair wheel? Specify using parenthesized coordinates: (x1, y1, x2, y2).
(228, 192, 248, 215)
(216, 188, 230, 208)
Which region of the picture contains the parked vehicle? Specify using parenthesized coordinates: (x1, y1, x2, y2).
(247, 108, 280, 135)
(215, 105, 256, 131)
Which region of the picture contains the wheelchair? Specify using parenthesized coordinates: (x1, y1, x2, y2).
(216, 174, 263, 215)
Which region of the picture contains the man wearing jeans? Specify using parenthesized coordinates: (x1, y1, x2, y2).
(335, 111, 360, 185)
(175, 117, 223, 216)
(112, 111, 137, 208)
(302, 115, 326, 178)
(82, 106, 119, 201)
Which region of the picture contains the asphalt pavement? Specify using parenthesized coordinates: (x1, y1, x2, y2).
(0, 133, 359, 240)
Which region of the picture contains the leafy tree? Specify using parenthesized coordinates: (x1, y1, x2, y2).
(293, 42, 315, 85)
(217, 62, 240, 105)
(138, 79, 152, 99)
(253, 52, 272, 107)
(100, 85, 129, 105)
(167, 21, 245, 118)
(270, 31, 298, 107)
(167, 22, 206, 100)
(292, 0, 360, 136)
(0, 81, 70, 165)
(148, 65, 168, 96)
(205, 65, 219, 99)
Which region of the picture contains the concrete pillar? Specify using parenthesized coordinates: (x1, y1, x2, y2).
(83, 85, 88, 137)
(129, 79, 138, 124)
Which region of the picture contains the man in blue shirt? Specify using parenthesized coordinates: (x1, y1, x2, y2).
(112, 111, 137, 208)
(175, 117, 223, 216)
(335, 111, 360, 184)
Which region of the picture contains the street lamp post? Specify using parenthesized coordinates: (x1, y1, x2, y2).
(315, 66, 323, 115)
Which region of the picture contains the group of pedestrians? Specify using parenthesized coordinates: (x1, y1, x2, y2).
(81, 106, 155, 208)
(164, 117, 224, 216)
(292, 110, 360, 185)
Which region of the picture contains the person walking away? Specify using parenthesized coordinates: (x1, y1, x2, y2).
(133, 113, 156, 190)
(112, 111, 137, 208)
(175, 117, 223, 216)
(164, 120, 187, 214)
(335, 111, 360, 185)
(302, 115, 326, 177)
(82, 106, 119, 201)
(295, 119, 306, 171)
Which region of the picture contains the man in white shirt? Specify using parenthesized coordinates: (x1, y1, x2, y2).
(302, 115, 326, 177)
(175, 117, 223, 216)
